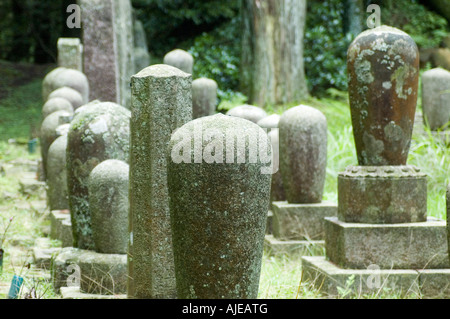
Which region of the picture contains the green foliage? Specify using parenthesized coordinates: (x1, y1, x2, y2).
(304, 0, 352, 95)
(132, 0, 240, 57)
(188, 16, 245, 105)
(377, 0, 448, 49)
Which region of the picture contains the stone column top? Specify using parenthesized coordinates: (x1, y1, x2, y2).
(134, 64, 191, 79)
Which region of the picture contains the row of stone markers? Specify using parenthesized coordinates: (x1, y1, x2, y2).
(302, 26, 450, 298)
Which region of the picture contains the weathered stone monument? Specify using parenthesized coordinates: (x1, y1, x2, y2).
(48, 87, 84, 110)
(40, 110, 72, 179)
(79, 0, 135, 108)
(302, 26, 450, 298)
(42, 67, 89, 104)
(163, 49, 194, 74)
(192, 77, 218, 119)
(57, 38, 83, 72)
(46, 134, 69, 211)
(42, 97, 74, 119)
(265, 105, 337, 256)
(226, 104, 268, 123)
(67, 101, 130, 250)
(168, 113, 272, 298)
(422, 68, 450, 131)
(128, 64, 192, 299)
(89, 159, 129, 254)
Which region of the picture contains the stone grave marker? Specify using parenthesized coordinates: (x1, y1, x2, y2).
(168, 113, 272, 298)
(128, 64, 192, 299)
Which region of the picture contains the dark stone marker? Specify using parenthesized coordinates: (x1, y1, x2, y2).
(168, 113, 272, 299)
(347, 26, 419, 165)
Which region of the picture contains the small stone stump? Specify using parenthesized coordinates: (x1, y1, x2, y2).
(168, 113, 272, 298)
(42, 97, 74, 119)
(42, 67, 89, 104)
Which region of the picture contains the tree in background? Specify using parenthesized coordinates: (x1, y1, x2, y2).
(240, 0, 309, 108)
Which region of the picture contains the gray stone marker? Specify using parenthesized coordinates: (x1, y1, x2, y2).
(128, 64, 192, 299)
(163, 49, 194, 74)
(40, 110, 72, 180)
(46, 134, 69, 211)
(42, 97, 74, 119)
(48, 87, 84, 110)
(89, 159, 129, 254)
(57, 38, 83, 72)
(168, 113, 272, 298)
(79, 0, 135, 108)
(266, 105, 336, 255)
(192, 77, 218, 119)
(302, 26, 450, 298)
(67, 101, 130, 250)
(226, 104, 268, 123)
(422, 67, 450, 131)
(42, 67, 89, 104)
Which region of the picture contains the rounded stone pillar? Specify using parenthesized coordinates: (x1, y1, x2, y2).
(279, 105, 327, 203)
(347, 25, 419, 165)
(168, 113, 272, 299)
(192, 77, 218, 119)
(42, 67, 89, 104)
(163, 49, 194, 74)
(48, 87, 84, 110)
(89, 159, 129, 254)
(422, 68, 450, 131)
(42, 97, 74, 119)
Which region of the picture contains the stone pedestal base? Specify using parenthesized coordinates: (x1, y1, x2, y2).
(51, 247, 127, 295)
(50, 210, 73, 247)
(272, 201, 337, 240)
(325, 217, 449, 269)
(302, 256, 450, 298)
(266, 210, 273, 235)
(264, 235, 324, 257)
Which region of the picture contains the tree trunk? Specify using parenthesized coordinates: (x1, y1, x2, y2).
(241, 0, 309, 107)
(343, 0, 365, 37)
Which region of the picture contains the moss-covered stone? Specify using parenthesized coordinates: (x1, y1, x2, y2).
(67, 102, 130, 250)
(168, 114, 271, 299)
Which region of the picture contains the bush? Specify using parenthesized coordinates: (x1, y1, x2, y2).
(304, 0, 352, 95)
(188, 16, 245, 105)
